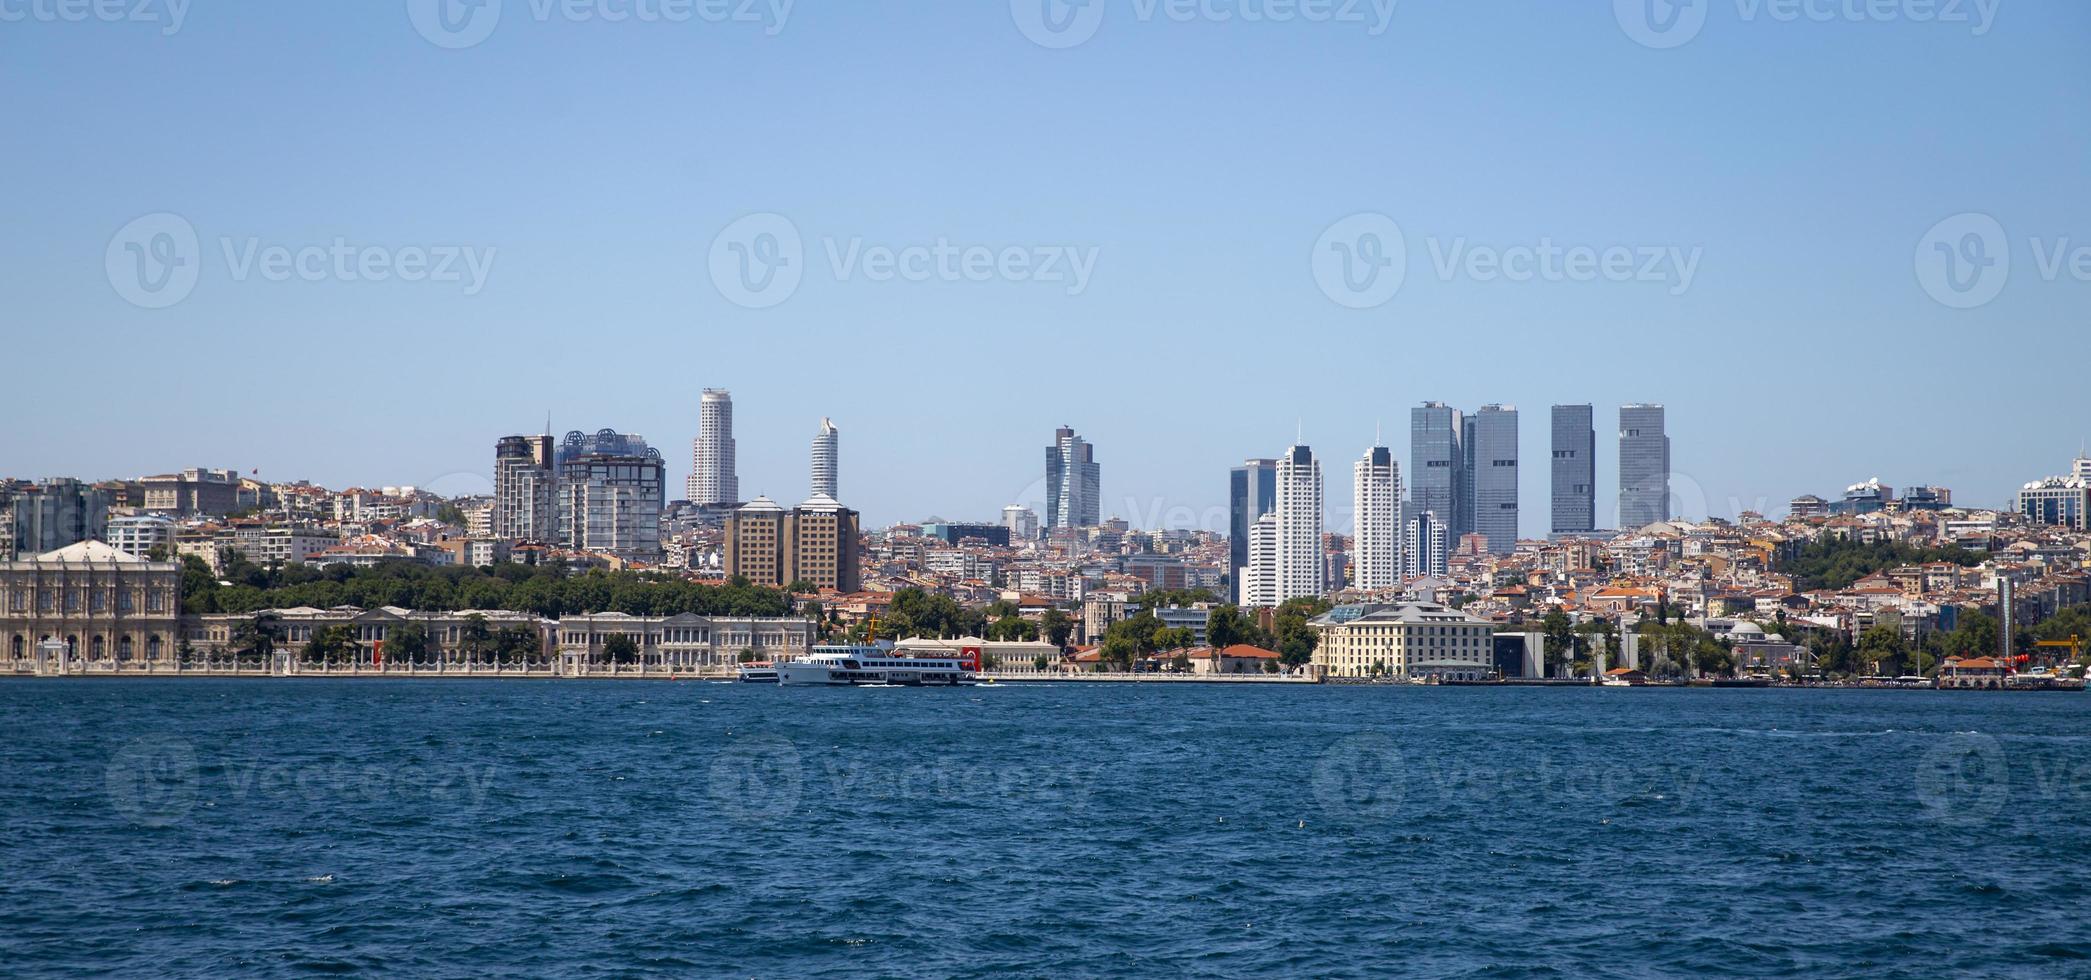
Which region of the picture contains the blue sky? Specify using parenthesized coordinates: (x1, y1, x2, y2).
(3, 0, 2086, 535)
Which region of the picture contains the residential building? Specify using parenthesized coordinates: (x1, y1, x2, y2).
(1411, 402, 1467, 540)
(1404, 510, 1447, 578)
(921, 522, 1011, 547)
(725, 495, 863, 592)
(1352, 444, 1400, 590)
(1229, 458, 1278, 604)
(688, 388, 739, 506)
(2017, 474, 2090, 531)
(1, 541, 181, 669)
(1551, 404, 1596, 535)
(140, 468, 240, 517)
(493, 434, 557, 543)
(1310, 600, 1496, 680)
(810, 417, 839, 499)
(2, 478, 111, 559)
(1831, 478, 1894, 515)
(1045, 426, 1100, 529)
(1244, 444, 1323, 606)
(105, 514, 174, 559)
(1465, 404, 1519, 554)
(1788, 494, 1829, 519)
(1002, 504, 1040, 543)
(1618, 404, 1670, 529)
(555, 429, 665, 561)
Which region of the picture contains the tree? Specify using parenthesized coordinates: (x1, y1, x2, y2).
(738, 647, 760, 663)
(1270, 597, 1330, 668)
(230, 612, 282, 668)
(460, 613, 493, 665)
(1040, 609, 1074, 649)
(303, 624, 359, 669)
(785, 580, 818, 595)
(1151, 626, 1196, 652)
(1540, 608, 1575, 676)
(388, 622, 431, 666)
(495, 625, 541, 665)
(603, 633, 640, 665)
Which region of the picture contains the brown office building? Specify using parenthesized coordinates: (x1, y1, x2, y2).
(725, 494, 861, 593)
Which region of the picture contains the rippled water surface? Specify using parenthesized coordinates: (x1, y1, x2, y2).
(3, 681, 2088, 978)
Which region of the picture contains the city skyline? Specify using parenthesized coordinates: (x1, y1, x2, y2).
(11, 5, 2085, 541)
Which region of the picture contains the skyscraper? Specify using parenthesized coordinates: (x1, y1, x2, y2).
(1404, 511, 1447, 579)
(1618, 404, 1671, 529)
(1352, 444, 1400, 590)
(1463, 405, 1519, 555)
(810, 417, 839, 499)
(688, 389, 738, 506)
(1410, 402, 1467, 540)
(1002, 504, 1040, 542)
(1550, 405, 1596, 535)
(1245, 443, 1324, 606)
(493, 434, 557, 544)
(1045, 426, 1100, 529)
(556, 429, 666, 560)
(1228, 458, 1278, 603)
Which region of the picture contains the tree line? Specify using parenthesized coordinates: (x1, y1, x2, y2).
(181, 555, 795, 619)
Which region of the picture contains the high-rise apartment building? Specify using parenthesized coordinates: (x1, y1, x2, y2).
(1002, 504, 1040, 542)
(1, 478, 111, 560)
(688, 389, 738, 506)
(1404, 511, 1448, 579)
(1464, 405, 1519, 555)
(493, 434, 557, 544)
(1244, 444, 1323, 606)
(810, 417, 839, 499)
(1550, 404, 1596, 535)
(1618, 404, 1671, 529)
(1410, 403, 1467, 540)
(556, 429, 665, 560)
(1045, 426, 1100, 529)
(1352, 445, 1400, 590)
(725, 494, 863, 592)
(1228, 458, 1278, 604)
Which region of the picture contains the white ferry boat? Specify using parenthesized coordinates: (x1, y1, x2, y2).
(736, 661, 779, 683)
(776, 644, 976, 687)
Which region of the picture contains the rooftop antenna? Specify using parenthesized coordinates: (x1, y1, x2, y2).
(1376, 419, 1383, 447)
(1296, 418, 1303, 446)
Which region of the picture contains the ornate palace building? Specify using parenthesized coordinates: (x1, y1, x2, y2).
(1, 541, 181, 669)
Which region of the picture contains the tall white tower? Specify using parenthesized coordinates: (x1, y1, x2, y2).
(810, 417, 839, 499)
(689, 389, 738, 506)
(1352, 443, 1400, 590)
(1269, 443, 1325, 604)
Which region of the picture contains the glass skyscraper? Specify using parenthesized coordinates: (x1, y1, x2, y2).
(1409, 402, 1466, 542)
(1618, 404, 1671, 529)
(1550, 404, 1596, 535)
(1463, 405, 1519, 555)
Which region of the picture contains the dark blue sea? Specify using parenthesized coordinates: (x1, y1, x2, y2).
(2, 681, 2087, 978)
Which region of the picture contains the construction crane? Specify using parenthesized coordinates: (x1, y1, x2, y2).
(2032, 634, 2084, 666)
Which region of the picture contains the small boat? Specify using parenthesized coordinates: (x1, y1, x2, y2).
(736, 661, 779, 683)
